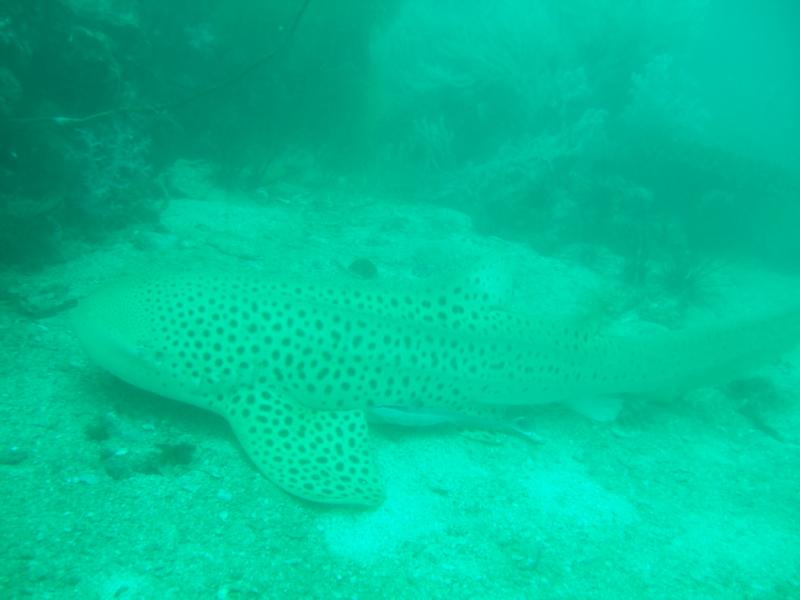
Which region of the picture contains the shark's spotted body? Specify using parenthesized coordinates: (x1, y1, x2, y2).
(72, 272, 800, 506)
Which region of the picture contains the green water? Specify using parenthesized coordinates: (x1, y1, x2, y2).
(1, 1, 798, 598)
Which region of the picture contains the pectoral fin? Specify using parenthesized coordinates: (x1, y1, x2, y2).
(225, 387, 383, 507)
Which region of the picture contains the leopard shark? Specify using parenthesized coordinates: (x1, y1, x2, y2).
(71, 270, 800, 506)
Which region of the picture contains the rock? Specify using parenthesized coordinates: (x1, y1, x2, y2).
(347, 257, 378, 279)
(0, 446, 28, 465)
(2, 281, 77, 319)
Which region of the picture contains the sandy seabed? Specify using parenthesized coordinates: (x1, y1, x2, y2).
(2, 191, 799, 599)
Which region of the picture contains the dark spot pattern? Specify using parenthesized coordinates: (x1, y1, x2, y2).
(113, 272, 631, 503)
(228, 386, 382, 505)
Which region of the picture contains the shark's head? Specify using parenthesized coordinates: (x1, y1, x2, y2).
(72, 274, 385, 505)
(71, 278, 192, 402)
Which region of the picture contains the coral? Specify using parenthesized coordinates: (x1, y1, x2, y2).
(64, 119, 163, 227)
(0, 67, 22, 118)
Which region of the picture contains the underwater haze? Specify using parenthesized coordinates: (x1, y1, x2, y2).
(1, 1, 799, 598)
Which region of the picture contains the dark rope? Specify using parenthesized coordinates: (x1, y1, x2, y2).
(10, 0, 312, 126)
